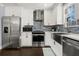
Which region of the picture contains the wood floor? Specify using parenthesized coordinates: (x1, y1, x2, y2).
(0, 47, 43, 56)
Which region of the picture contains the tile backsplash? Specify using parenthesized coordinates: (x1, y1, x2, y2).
(53, 25, 79, 33)
(32, 21, 52, 31)
(63, 26, 79, 33)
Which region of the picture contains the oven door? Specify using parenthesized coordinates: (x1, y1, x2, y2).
(33, 34, 44, 42)
(32, 34, 45, 47)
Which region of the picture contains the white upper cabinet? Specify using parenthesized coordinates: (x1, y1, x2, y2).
(5, 6, 21, 16)
(5, 7, 33, 26)
(51, 7, 57, 25)
(56, 4, 63, 25)
(44, 9, 56, 26)
(21, 8, 33, 26)
(44, 10, 50, 25)
(44, 4, 63, 26)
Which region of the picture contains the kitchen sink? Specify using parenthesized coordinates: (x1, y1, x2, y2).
(53, 32, 68, 44)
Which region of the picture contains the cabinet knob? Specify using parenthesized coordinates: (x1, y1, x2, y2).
(54, 41, 55, 45)
(26, 33, 28, 38)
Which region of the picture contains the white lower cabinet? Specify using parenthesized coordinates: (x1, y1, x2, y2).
(45, 32, 52, 46)
(52, 41, 62, 56)
(20, 32, 32, 47)
(50, 33, 62, 56)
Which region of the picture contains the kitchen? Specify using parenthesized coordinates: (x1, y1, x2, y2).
(0, 3, 79, 56)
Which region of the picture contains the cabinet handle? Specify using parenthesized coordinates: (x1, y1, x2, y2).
(51, 34, 53, 39)
(26, 35, 28, 38)
(62, 40, 73, 46)
(26, 33, 28, 38)
(54, 41, 55, 45)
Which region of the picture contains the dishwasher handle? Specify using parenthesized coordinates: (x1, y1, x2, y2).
(62, 40, 72, 46)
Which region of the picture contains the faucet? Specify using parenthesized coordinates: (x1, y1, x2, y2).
(67, 27, 72, 33)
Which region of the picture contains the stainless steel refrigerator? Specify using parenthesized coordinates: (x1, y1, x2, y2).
(1, 16, 21, 48)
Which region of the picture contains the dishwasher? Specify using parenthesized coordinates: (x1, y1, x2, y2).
(62, 37, 79, 56)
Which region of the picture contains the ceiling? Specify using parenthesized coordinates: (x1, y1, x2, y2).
(0, 3, 55, 9)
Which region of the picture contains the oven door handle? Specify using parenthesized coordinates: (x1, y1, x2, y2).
(62, 40, 79, 49)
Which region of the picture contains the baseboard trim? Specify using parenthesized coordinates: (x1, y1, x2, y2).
(0, 47, 2, 50)
(21, 46, 50, 48)
(0, 46, 51, 49)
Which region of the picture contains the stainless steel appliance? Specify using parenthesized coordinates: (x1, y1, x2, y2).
(62, 37, 79, 56)
(23, 25, 32, 32)
(32, 31, 45, 47)
(2, 16, 21, 48)
(33, 10, 44, 21)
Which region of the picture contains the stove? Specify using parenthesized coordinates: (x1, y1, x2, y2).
(32, 31, 45, 47)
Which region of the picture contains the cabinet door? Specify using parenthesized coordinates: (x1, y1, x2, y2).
(50, 33, 54, 47)
(50, 33, 56, 54)
(26, 32, 32, 46)
(5, 7, 21, 16)
(44, 10, 49, 25)
(53, 41, 62, 56)
(45, 32, 51, 46)
(44, 9, 57, 26)
(44, 10, 53, 25)
(21, 32, 32, 46)
(34, 10, 44, 20)
(21, 9, 33, 26)
(57, 4, 63, 25)
(50, 33, 62, 56)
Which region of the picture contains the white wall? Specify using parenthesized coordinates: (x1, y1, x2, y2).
(0, 6, 5, 49)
